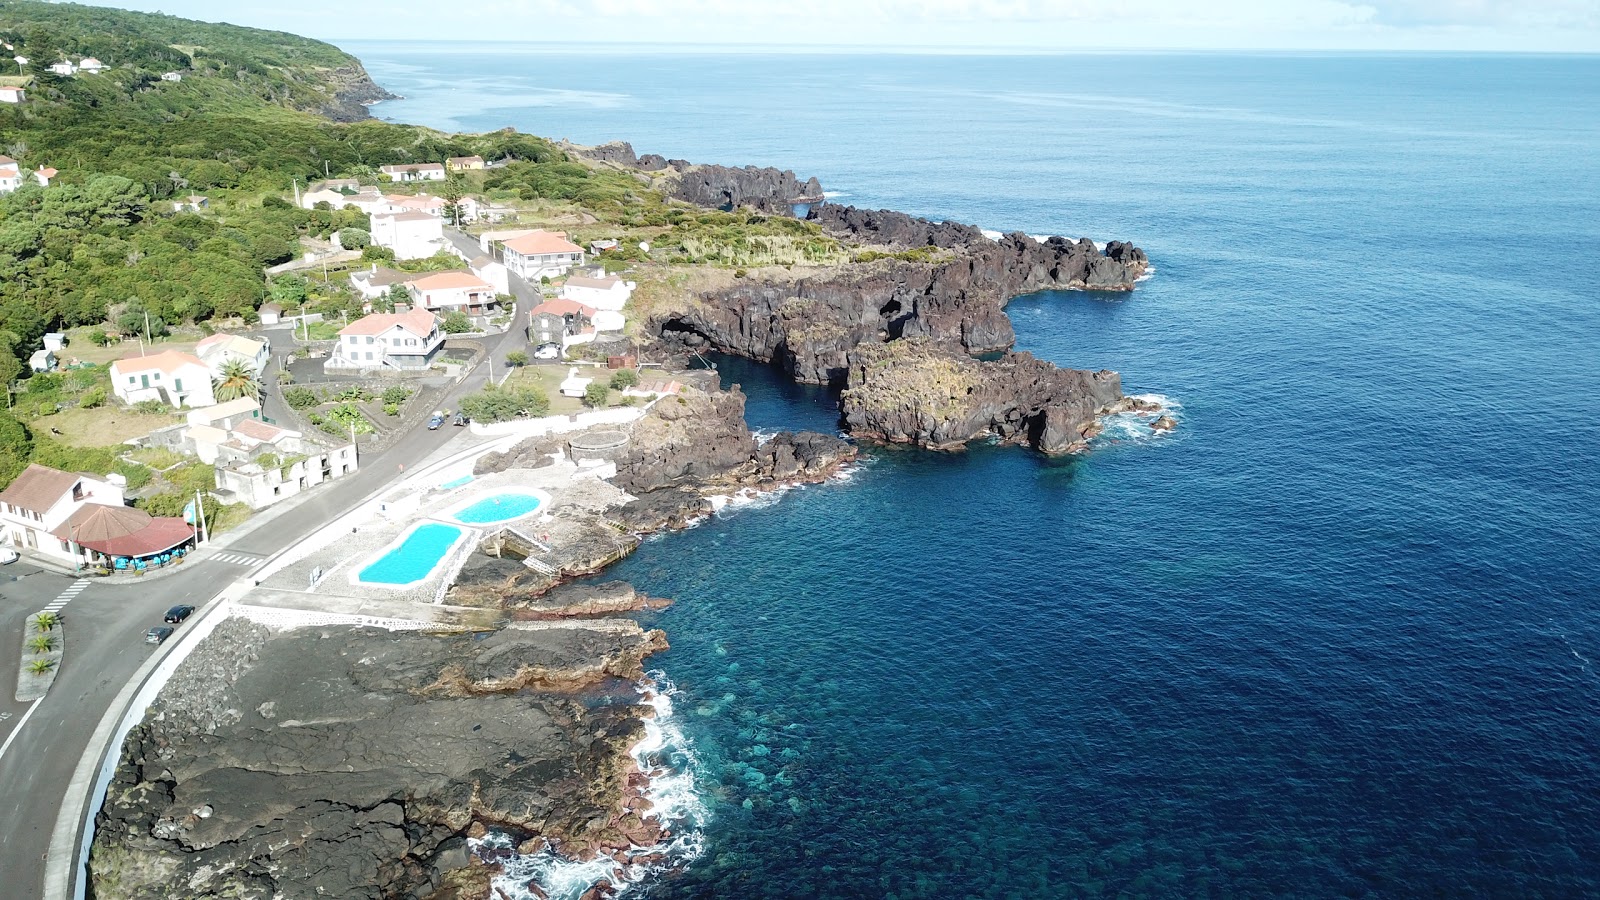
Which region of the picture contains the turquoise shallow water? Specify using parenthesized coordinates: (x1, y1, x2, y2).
(347, 46, 1600, 896)
(453, 492, 543, 524)
(357, 522, 462, 585)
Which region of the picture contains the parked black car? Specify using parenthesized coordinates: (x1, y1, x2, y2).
(453, 413, 467, 427)
(145, 626, 174, 645)
(164, 605, 195, 624)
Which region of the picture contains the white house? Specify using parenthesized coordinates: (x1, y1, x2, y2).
(186, 397, 262, 431)
(0, 464, 194, 567)
(380, 163, 446, 182)
(448, 155, 485, 171)
(370, 211, 445, 260)
(558, 367, 594, 398)
(0, 156, 22, 193)
(33, 166, 56, 188)
(299, 187, 347, 210)
(499, 230, 585, 281)
(211, 421, 358, 510)
(0, 86, 24, 103)
(406, 271, 498, 316)
(349, 266, 422, 303)
(195, 333, 269, 377)
(172, 194, 207, 212)
(29, 348, 55, 373)
(161, 71, 182, 82)
(467, 254, 510, 295)
(258, 302, 284, 325)
(560, 273, 635, 312)
(78, 57, 106, 74)
(48, 61, 76, 76)
(325, 309, 443, 372)
(109, 350, 215, 408)
(42, 333, 66, 352)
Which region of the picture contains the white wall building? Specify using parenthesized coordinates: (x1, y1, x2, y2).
(109, 350, 215, 408)
(370, 211, 445, 260)
(560, 273, 636, 312)
(206, 421, 359, 510)
(0, 155, 22, 193)
(406, 271, 498, 316)
(325, 309, 444, 372)
(380, 163, 446, 182)
(467, 254, 510, 295)
(0, 86, 24, 103)
(0, 465, 197, 567)
(499, 230, 585, 281)
(195, 333, 270, 377)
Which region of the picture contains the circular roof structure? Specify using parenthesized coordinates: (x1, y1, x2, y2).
(569, 430, 629, 452)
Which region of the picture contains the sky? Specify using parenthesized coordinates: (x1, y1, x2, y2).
(95, 1, 1600, 52)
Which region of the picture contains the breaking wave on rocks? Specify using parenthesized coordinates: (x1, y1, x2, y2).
(1096, 393, 1182, 446)
(469, 675, 707, 900)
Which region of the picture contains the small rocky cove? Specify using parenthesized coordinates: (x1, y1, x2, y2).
(87, 385, 857, 900)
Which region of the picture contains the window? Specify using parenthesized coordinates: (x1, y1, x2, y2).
(72, 482, 83, 501)
(128, 376, 136, 385)
(366, 351, 374, 361)
(173, 378, 183, 392)
(366, 336, 375, 345)
(348, 335, 358, 344)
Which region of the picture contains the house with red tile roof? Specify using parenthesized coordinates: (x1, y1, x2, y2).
(109, 350, 214, 408)
(499, 230, 585, 281)
(0, 155, 22, 193)
(0, 85, 25, 104)
(325, 309, 443, 372)
(406, 270, 499, 316)
(0, 464, 193, 566)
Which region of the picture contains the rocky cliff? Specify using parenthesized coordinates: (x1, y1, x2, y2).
(840, 338, 1125, 453)
(90, 618, 668, 900)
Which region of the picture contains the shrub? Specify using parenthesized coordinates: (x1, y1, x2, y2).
(583, 382, 610, 408)
(30, 612, 59, 632)
(79, 387, 107, 409)
(505, 349, 528, 367)
(609, 368, 639, 390)
(320, 402, 375, 437)
(458, 383, 550, 423)
(89, 328, 111, 347)
(134, 399, 169, 415)
(283, 386, 318, 409)
(26, 659, 56, 675)
(383, 402, 400, 417)
(381, 385, 410, 405)
(338, 227, 371, 249)
(441, 311, 472, 334)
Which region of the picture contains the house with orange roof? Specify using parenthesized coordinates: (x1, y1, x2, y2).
(33, 166, 58, 187)
(325, 308, 444, 372)
(0, 155, 22, 193)
(370, 210, 445, 260)
(109, 350, 215, 408)
(529, 298, 598, 351)
(0, 85, 24, 104)
(0, 463, 197, 566)
(499, 229, 585, 281)
(406, 270, 499, 316)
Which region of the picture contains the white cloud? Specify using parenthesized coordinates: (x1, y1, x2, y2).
(100, 0, 1600, 50)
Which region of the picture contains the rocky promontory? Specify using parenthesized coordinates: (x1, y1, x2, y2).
(604, 145, 1156, 453)
(90, 618, 667, 900)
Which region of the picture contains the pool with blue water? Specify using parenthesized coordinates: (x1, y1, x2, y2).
(450, 490, 546, 525)
(356, 522, 464, 586)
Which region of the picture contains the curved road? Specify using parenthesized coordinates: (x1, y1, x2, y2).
(0, 285, 530, 897)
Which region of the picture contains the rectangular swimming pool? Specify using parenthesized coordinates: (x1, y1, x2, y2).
(356, 522, 464, 586)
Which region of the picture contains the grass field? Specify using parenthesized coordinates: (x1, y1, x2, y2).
(32, 406, 181, 447)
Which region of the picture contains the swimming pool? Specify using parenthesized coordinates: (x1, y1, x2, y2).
(448, 489, 548, 525)
(440, 475, 475, 490)
(356, 522, 465, 587)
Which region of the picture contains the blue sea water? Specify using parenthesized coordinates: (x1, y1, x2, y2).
(345, 45, 1600, 896)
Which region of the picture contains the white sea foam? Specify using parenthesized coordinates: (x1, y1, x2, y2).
(1093, 393, 1183, 447)
(709, 483, 797, 516)
(1136, 265, 1157, 282)
(469, 675, 707, 900)
(822, 190, 847, 199)
(981, 228, 1095, 248)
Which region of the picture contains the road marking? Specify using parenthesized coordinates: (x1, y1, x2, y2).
(209, 552, 262, 566)
(0, 699, 42, 762)
(39, 579, 90, 614)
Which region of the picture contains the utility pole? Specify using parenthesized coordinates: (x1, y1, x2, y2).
(143, 309, 151, 352)
(194, 488, 209, 544)
(301, 302, 309, 341)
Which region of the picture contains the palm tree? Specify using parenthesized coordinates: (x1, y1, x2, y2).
(30, 612, 58, 632)
(26, 659, 55, 675)
(212, 358, 261, 402)
(26, 635, 56, 654)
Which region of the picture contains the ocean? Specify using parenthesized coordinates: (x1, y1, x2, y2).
(344, 45, 1600, 897)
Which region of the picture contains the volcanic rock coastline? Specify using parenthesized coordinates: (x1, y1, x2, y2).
(578, 140, 1155, 454)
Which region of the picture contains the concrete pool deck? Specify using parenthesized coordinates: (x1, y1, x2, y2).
(255, 464, 632, 608)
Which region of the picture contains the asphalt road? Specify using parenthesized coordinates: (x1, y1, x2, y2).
(0, 304, 528, 897)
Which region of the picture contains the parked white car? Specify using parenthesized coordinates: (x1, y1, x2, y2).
(0, 548, 18, 564)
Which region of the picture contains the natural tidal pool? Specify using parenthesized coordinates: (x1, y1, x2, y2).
(356, 522, 465, 587)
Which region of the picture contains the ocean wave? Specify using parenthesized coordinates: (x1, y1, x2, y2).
(1136, 265, 1157, 282)
(469, 674, 707, 900)
(1093, 393, 1183, 447)
(822, 190, 848, 199)
(981, 228, 1093, 247)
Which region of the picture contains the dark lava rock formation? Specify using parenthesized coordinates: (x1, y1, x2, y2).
(613, 387, 855, 495)
(840, 338, 1124, 454)
(90, 619, 666, 900)
(601, 144, 1151, 453)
